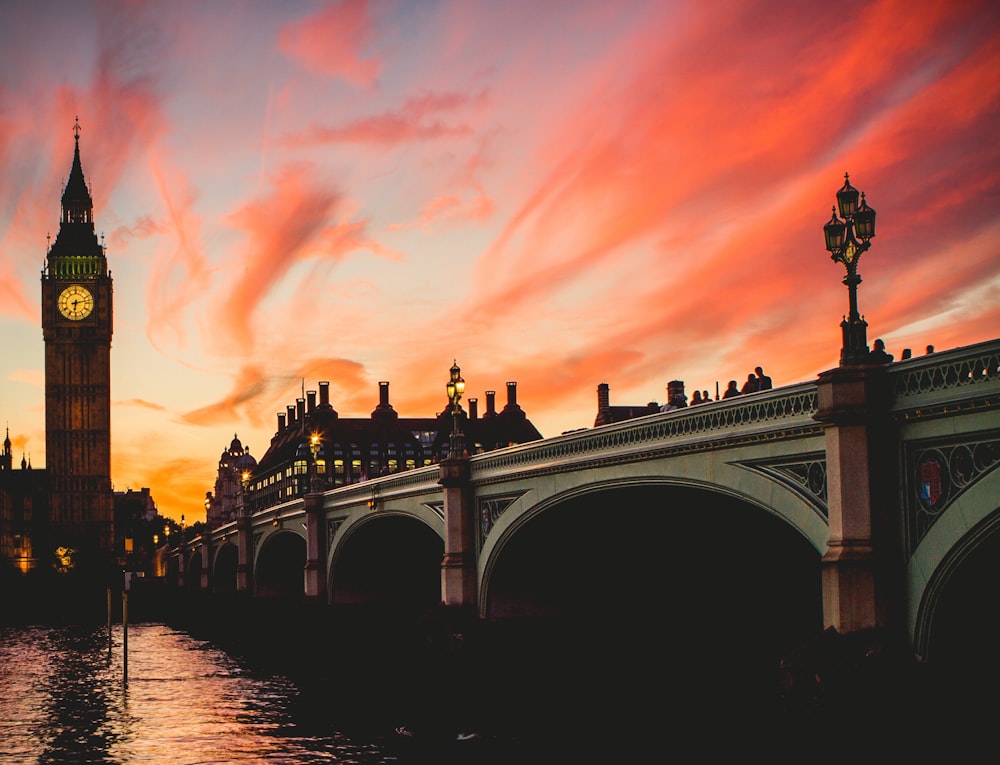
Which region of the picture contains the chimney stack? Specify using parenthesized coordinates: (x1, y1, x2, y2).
(307, 390, 317, 414)
(277, 412, 286, 432)
(468, 397, 478, 419)
(504, 381, 521, 411)
(379, 381, 390, 408)
(598, 383, 610, 413)
(287, 404, 296, 427)
(484, 390, 497, 417)
(296, 398, 305, 423)
(319, 381, 331, 409)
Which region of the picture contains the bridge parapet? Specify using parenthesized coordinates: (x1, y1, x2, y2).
(470, 383, 821, 483)
(890, 338, 1000, 415)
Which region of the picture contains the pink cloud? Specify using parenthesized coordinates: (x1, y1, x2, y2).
(279, 0, 380, 86)
(281, 90, 484, 148)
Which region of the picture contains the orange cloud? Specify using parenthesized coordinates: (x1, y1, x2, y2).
(115, 398, 167, 412)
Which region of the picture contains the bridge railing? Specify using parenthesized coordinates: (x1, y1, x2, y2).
(889, 338, 1000, 414)
(470, 382, 821, 482)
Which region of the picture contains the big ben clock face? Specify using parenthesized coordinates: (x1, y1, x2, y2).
(58, 285, 94, 320)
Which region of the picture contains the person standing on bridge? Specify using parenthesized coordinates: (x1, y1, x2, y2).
(868, 338, 894, 363)
(755, 366, 773, 390)
(723, 380, 741, 398)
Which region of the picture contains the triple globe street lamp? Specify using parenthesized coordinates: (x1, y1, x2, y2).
(823, 172, 877, 366)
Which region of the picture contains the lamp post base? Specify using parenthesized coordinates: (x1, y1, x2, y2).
(840, 315, 869, 366)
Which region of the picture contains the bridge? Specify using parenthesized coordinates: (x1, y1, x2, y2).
(170, 338, 999, 675)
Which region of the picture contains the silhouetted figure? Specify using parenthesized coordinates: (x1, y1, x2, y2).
(926, 345, 935, 354)
(703, 389, 712, 403)
(755, 366, 772, 390)
(740, 373, 758, 394)
(660, 393, 686, 412)
(868, 338, 893, 364)
(691, 391, 703, 405)
(723, 380, 741, 398)
(901, 348, 912, 360)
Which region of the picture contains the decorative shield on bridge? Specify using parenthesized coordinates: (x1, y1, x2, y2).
(917, 453, 947, 512)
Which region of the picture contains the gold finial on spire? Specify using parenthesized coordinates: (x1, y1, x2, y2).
(73, 116, 81, 140)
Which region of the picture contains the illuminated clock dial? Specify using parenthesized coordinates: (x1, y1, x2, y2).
(57, 285, 94, 320)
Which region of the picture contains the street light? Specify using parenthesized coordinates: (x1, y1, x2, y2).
(823, 172, 877, 365)
(445, 359, 466, 458)
(240, 469, 252, 517)
(294, 434, 326, 495)
(309, 432, 326, 492)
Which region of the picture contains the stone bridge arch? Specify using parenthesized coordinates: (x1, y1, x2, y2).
(475, 478, 824, 723)
(212, 541, 238, 594)
(480, 476, 824, 618)
(183, 548, 202, 591)
(255, 528, 306, 599)
(911, 468, 1000, 674)
(328, 511, 442, 613)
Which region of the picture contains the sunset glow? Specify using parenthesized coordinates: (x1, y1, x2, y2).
(1, 0, 998, 521)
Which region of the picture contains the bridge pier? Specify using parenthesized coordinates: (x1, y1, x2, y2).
(176, 541, 187, 589)
(815, 363, 896, 636)
(236, 513, 253, 595)
(439, 454, 477, 609)
(303, 492, 327, 601)
(200, 538, 212, 591)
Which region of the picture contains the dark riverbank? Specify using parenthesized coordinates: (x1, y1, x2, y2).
(2, 575, 992, 761)
(142, 586, 978, 761)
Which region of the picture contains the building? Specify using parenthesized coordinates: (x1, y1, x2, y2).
(0, 121, 116, 576)
(204, 434, 258, 529)
(593, 382, 661, 426)
(0, 431, 49, 573)
(243, 379, 543, 514)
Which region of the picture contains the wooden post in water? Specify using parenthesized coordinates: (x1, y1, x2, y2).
(122, 589, 128, 685)
(107, 587, 112, 659)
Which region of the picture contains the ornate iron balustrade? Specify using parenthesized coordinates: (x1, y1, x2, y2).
(471, 383, 821, 483)
(890, 338, 1000, 415)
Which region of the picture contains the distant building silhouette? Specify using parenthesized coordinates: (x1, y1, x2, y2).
(244, 380, 543, 513)
(594, 383, 660, 426)
(205, 434, 258, 529)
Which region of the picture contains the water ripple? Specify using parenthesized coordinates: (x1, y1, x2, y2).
(0, 624, 396, 765)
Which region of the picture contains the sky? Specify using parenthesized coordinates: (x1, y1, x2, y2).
(1, 0, 998, 523)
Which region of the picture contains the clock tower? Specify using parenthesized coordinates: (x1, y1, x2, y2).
(40, 119, 114, 569)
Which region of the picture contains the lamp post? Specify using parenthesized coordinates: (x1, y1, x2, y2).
(295, 434, 326, 495)
(445, 359, 466, 458)
(309, 432, 326, 493)
(823, 172, 877, 366)
(240, 469, 251, 516)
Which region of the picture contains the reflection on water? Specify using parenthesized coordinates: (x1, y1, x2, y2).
(0, 624, 392, 764)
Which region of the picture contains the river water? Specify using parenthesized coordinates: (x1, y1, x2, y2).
(3, 615, 973, 763)
(0, 623, 409, 764)
(0, 615, 783, 764)
(3, 618, 676, 764)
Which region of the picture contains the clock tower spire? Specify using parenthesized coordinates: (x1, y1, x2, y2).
(41, 117, 114, 572)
